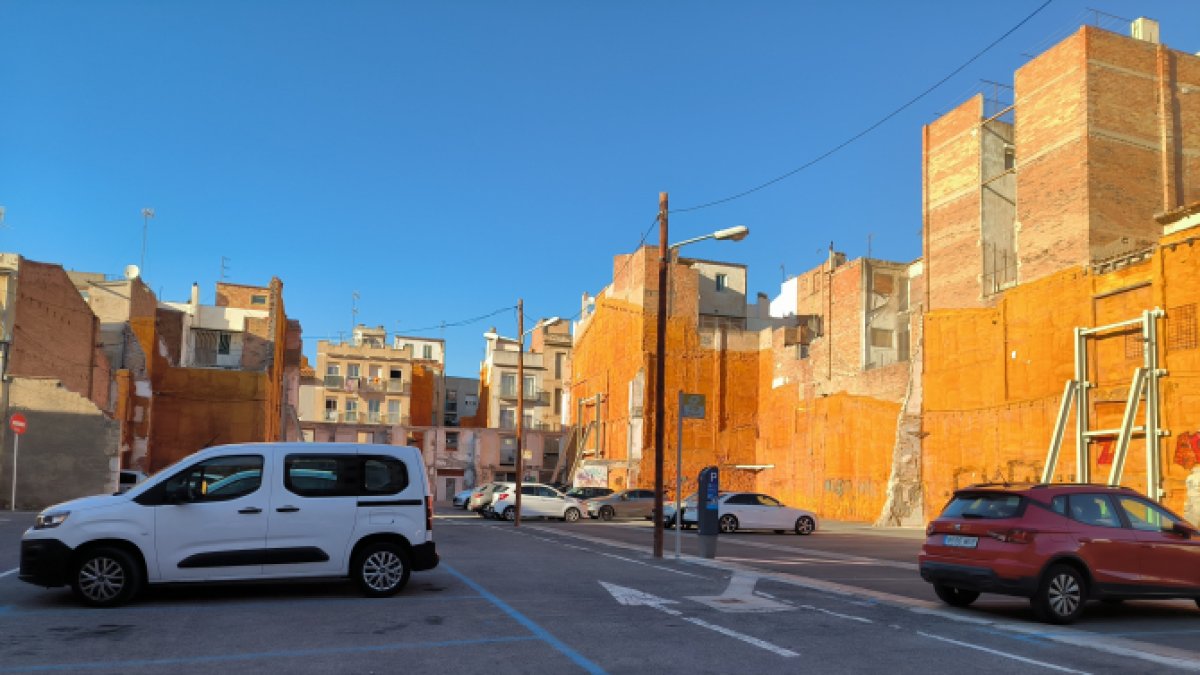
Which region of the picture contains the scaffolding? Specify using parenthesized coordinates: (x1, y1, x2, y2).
(1042, 308, 1167, 500)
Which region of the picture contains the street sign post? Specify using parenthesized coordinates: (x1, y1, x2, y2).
(675, 393, 706, 558)
(9, 413, 26, 511)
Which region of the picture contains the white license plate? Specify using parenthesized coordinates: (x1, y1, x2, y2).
(943, 535, 978, 548)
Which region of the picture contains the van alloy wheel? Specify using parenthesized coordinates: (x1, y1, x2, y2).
(71, 547, 141, 608)
(355, 543, 410, 597)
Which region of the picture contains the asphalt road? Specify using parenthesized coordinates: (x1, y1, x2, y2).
(0, 507, 1197, 673)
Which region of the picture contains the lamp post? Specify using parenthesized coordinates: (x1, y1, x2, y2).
(515, 301, 562, 527)
(652, 191, 748, 558)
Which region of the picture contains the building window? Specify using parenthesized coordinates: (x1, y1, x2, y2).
(217, 333, 232, 355)
(870, 328, 894, 349)
(555, 353, 564, 379)
(499, 407, 515, 430)
(348, 364, 361, 378)
(345, 399, 358, 422)
(715, 273, 728, 292)
(423, 344, 433, 359)
(326, 364, 340, 376)
(251, 294, 267, 305)
(501, 373, 517, 398)
(554, 388, 563, 415)
(1004, 145, 1016, 171)
(325, 399, 338, 422)
(446, 431, 459, 449)
(524, 375, 537, 396)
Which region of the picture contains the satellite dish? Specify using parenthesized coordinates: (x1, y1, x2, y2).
(124, 264, 141, 280)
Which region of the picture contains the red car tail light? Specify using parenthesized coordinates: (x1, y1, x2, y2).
(987, 528, 1035, 544)
(926, 523, 937, 536)
(425, 496, 434, 531)
(497, 493, 509, 500)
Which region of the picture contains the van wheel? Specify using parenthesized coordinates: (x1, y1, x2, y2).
(599, 506, 615, 521)
(563, 507, 581, 522)
(933, 584, 980, 608)
(718, 514, 738, 533)
(354, 542, 410, 597)
(71, 546, 141, 608)
(1032, 564, 1086, 624)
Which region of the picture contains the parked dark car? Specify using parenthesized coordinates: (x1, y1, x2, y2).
(565, 486, 614, 501)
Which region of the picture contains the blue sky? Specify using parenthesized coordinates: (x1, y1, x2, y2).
(3, 1, 1199, 377)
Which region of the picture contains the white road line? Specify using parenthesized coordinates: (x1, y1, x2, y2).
(917, 631, 1090, 674)
(597, 551, 706, 579)
(0, 568, 17, 579)
(683, 617, 799, 658)
(799, 604, 873, 624)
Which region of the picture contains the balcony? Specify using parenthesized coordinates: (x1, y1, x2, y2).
(526, 390, 550, 405)
(498, 387, 518, 400)
(366, 412, 382, 424)
(343, 377, 361, 393)
(361, 378, 386, 393)
(323, 375, 344, 388)
(380, 413, 410, 426)
(386, 379, 409, 394)
(323, 410, 339, 422)
(499, 452, 516, 466)
(532, 421, 562, 432)
(344, 411, 359, 423)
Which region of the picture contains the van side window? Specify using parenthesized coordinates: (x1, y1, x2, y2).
(169, 455, 264, 502)
(363, 457, 408, 495)
(284, 454, 409, 497)
(1050, 495, 1068, 515)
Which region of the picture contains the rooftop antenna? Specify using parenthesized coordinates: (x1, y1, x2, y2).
(867, 233, 873, 260)
(351, 291, 360, 333)
(0, 206, 6, 228)
(220, 256, 231, 280)
(140, 208, 155, 276)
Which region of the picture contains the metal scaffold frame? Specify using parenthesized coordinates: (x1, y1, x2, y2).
(1042, 308, 1168, 500)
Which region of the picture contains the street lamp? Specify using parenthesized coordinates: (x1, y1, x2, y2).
(515, 301, 562, 527)
(140, 208, 155, 276)
(653, 191, 748, 558)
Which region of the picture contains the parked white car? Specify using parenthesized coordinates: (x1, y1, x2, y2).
(20, 442, 438, 607)
(681, 492, 818, 535)
(489, 483, 584, 522)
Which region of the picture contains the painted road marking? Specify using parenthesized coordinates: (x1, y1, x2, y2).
(0, 568, 16, 579)
(0, 593, 487, 618)
(594, 551, 706, 579)
(600, 581, 797, 658)
(537, 523, 1200, 671)
(687, 572, 793, 613)
(443, 564, 606, 675)
(917, 631, 1090, 674)
(799, 604, 873, 624)
(0, 636, 541, 673)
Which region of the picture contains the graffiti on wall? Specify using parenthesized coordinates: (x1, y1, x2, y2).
(1175, 432, 1199, 470)
(1179, 432, 1200, 527)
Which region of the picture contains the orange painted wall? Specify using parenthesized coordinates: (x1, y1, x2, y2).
(410, 364, 437, 427)
(923, 230, 1200, 520)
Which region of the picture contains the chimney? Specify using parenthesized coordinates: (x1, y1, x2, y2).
(1131, 17, 1160, 44)
(190, 282, 200, 308)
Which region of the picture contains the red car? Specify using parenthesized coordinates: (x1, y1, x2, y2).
(919, 483, 1200, 624)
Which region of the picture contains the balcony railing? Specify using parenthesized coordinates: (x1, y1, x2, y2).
(343, 377, 361, 393)
(324, 410, 339, 422)
(386, 379, 409, 394)
(362, 378, 386, 393)
(324, 375, 343, 388)
(344, 411, 359, 423)
(525, 390, 550, 405)
(366, 412, 382, 424)
(499, 452, 516, 466)
(499, 387, 518, 399)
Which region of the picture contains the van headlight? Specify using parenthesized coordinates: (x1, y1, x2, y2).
(34, 511, 70, 529)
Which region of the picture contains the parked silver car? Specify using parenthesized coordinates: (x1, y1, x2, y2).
(469, 482, 505, 515)
(586, 488, 656, 520)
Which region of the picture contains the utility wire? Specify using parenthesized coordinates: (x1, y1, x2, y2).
(671, 0, 1055, 214)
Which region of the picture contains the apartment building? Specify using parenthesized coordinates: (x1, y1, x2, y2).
(301, 325, 422, 428)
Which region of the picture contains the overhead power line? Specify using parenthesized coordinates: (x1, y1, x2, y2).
(671, 0, 1055, 214)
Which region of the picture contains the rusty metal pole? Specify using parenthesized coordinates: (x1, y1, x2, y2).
(653, 192, 668, 558)
(515, 298, 524, 527)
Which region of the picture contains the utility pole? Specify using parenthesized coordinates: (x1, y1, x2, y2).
(140, 208, 155, 276)
(653, 192, 668, 558)
(515, 298, 525, 527)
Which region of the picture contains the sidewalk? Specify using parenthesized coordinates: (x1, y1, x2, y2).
(818, 519, 926, 540)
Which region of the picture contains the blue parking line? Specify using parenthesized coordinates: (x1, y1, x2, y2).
(441, 563, 607, 675)
(0, 636, 540, 673)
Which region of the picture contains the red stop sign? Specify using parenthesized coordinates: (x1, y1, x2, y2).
(9, 413, 26, 435)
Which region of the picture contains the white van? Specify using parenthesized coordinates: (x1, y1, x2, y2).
(19, 442, 438, 607)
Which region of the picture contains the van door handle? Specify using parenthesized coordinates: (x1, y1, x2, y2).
(276, 506, 300, 513)
(238, 507, 262, 514)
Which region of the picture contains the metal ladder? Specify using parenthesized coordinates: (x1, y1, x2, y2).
(1042, 308, 1167, 500)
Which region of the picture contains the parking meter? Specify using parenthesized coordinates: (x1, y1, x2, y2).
(697, 466, 719, 558)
